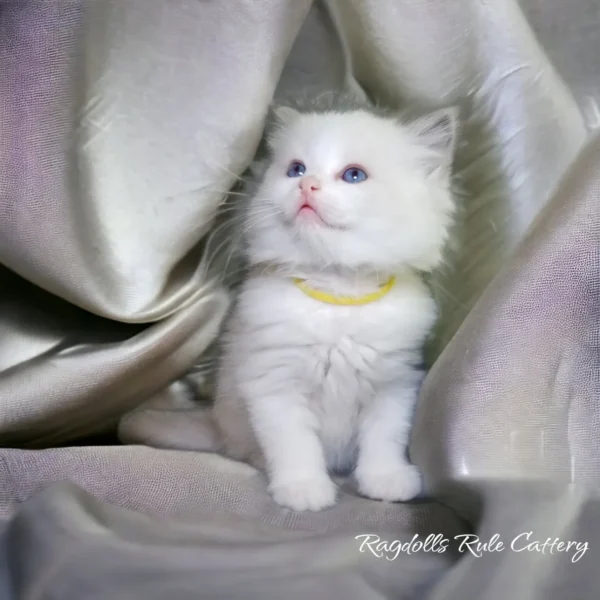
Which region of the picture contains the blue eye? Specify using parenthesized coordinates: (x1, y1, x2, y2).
(287, 161, 306, 177)
(342, 167, 367, 183)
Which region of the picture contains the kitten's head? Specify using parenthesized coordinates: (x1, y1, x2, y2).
(245, 100, 457, 273)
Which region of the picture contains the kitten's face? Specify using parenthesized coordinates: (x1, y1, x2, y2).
(245, 108, 456, 272)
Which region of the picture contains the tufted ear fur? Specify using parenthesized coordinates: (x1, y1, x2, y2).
(266, 105, 301, 150)
(408, 107, 459, 175)
(272, 106, 301, 127)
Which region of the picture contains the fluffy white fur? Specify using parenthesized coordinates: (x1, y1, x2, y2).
(213, 105, 456, 511)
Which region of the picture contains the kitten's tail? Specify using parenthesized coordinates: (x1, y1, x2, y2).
(118, 379, 221, 452)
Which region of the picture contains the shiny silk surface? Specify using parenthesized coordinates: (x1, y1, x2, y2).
(1, 0, 600, 598)
(0, 0, 311, 444)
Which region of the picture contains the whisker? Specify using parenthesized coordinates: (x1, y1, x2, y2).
(241, 214, 275, 234)
(204, 217, 238, 243)
(221, 245, 243, 281)
(220, 190, 250, 198)
(429, 281, 469, 310)
(201, 227, 245, 278)
(211, 163, 250, 185)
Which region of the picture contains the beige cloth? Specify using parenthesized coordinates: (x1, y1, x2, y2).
(1, 1, 600, 598)
(2, 480, 599, 600)
(0, 0, 586, 446)
(0, 0, 310, 445)
(413, 131, 600, 490)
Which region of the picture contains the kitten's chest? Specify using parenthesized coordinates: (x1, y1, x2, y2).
(240, 275, 433, 384)
(299, 307, 399, 392)
(309, 335, 381, 401)
(301, 306, 372, 345)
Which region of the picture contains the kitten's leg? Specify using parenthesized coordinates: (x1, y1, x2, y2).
(355, 382, 421, 502)
(248, 391, 337, 511)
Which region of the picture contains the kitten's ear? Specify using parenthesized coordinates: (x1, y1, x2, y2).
(410, 107, 459, 174)
(267, 106, 300, 149)
(272, 105, 301, 127)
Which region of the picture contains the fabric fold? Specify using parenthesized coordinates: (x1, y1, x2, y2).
(0, 0, 312, 444)
(412, 134, 600, 489)
(117, 0, 587, 451)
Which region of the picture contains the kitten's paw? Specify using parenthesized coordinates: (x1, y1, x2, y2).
(270, 476, 337, 511)
(356, 464, 421, 502)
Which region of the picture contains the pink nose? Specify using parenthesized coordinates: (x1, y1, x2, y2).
(299, 176, 321, 194)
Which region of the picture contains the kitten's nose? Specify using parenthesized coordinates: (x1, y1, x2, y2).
(299, 176, 321, 193)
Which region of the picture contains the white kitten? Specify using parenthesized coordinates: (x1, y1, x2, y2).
(213, 100, 457, 511)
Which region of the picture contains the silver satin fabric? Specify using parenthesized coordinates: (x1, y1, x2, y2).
(1, 0, 600, 597)
(1, 478, 598, 599)
(0, 0, 310, 444)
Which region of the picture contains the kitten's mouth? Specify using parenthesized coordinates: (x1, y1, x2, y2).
(284, 202, 347, 231)
(297, 203, 334, 228)
(299, 203, 317, 215)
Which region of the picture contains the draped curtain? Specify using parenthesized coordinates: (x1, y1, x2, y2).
(1, 2, 599, 598)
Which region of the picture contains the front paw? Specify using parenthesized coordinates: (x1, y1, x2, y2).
(269, 476, 337, 511)
(355, 464, 421, 502)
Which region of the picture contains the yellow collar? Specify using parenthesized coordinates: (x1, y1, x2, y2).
(292, 276, 396, 306)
